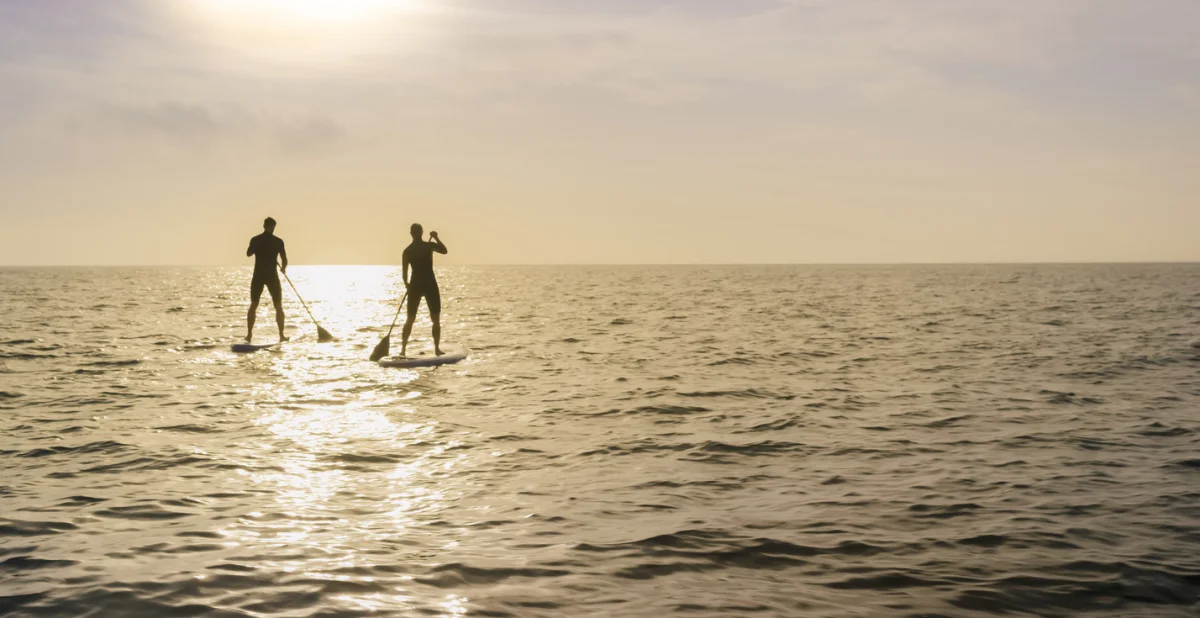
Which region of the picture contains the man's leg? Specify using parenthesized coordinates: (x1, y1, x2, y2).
(247, 280, 263, 342)
(400, 292, 420, 357)
(429, 286, 443, 355)
(431, 314, 442, 355)
(268, 278, 287, 341)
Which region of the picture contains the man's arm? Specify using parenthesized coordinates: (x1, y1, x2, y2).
(402, 249, 410, 288)
(247, 237, 255, 258)
(279, 241, 288, 273)
(430, 231, 448, 255)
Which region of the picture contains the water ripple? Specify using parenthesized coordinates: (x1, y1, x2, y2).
(1, 264, 1198, 617)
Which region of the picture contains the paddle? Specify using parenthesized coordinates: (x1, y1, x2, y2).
(370, 291, 408, 362)
(279, 263, 336, 342)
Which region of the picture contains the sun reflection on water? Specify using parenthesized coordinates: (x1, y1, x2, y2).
(229, 264, 457, 358)
(282, 265, 402, 338)
(211, 265, 474, 613)
(250, 404, 437, 520)
(440, 595, 470, 616)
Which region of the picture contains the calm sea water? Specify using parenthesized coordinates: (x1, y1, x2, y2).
(1, 265, 1198, 617)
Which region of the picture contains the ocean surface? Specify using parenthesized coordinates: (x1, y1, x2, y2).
(1, 264, 1198, 618)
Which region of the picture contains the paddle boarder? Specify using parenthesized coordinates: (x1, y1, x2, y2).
(401, 223, 448, 357)
(245, 217, 288, 343)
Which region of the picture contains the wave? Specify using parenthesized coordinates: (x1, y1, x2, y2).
(739, 417, 802, 432)
(46, 455, 213, 478)
(693, 440, 809, 456)
(1167, 459, 1200, 469)
(0, 556, 79, 572)
(625, 405, 711, 416)
(1140, 423, 1192, 437)
(826, 571, 946, 590)
(0, 352, 58, 360)
(154, 424, 219, 434)
(907, 503, 985, 519)
(324, 453, 403, 465)
(948, 563, 1200, 613)
(82, 359, 141, 367)
(678, 389, 794, 400)
(0, 519, 79, 537)
(918, 415, 974, 428)
(415, 563, 571, 588)
(709, 357, 757, 366)
(17, 440, 131, 458)
(94, 505, 193, 521)
(578, 530, 896, 581)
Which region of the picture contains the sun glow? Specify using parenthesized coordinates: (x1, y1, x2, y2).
(198, 0, 420, 24)
(185, 0, 426, 63)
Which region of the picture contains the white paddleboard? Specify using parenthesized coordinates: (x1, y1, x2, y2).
(378, 347, 468, 368)
(231, 341, 281, 353)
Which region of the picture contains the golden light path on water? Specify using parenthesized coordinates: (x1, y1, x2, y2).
(217, 265, 477, 615)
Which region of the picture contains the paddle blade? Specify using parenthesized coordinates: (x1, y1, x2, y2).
(369, 336, 390, 362)
(317, 326, 336, 343)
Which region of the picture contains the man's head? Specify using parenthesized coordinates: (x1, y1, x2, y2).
(410, 223, 423, 240)
(264, 217, 277, 233)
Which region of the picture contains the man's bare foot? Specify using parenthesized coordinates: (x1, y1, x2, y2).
(245, 334, 252, 343)
(435, 348, 445, 356)
(280, 336, 290, 342)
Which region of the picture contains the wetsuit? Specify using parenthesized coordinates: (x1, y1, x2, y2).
(404, 241, 441, 317)
(247, 233, 285, 303)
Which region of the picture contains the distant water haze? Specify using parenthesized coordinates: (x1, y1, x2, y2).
(1, 264, 1198, 616)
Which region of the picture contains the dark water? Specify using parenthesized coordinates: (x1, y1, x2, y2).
(1, 265, 1198, 617)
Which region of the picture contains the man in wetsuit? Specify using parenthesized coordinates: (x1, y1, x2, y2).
(401, 223, 448, 357)
(245, 217, 288, 342)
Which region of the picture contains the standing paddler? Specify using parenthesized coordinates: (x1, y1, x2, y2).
(245, 217, 288, 343)
(400, 223, 448, 357)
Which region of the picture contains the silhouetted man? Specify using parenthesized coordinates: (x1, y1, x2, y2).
(246, 217, 288, 342)
(401, 223, 448, 357)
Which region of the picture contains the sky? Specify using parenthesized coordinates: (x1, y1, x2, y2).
(1, 0, 1197, 265)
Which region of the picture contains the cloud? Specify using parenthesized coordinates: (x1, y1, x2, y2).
(8, 0, 1196, 122)
(5, 1, 1199, 151)
(103, 101, 220, 141)
(410, 0, 1200, 116)
(76, 101, 347, 155)
(275, 116, 346, 155)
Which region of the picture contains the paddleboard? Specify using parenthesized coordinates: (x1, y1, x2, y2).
(231, 341, 281, 353)
(378, 347, 468, 368)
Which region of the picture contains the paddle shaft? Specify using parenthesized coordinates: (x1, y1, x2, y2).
(279, 264, 322, 326)
(385, 292, 409, 338)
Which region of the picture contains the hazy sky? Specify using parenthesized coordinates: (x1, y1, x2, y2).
(1, 0, 1197, 265)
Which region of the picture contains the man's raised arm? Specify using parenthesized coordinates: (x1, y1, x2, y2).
(430, 231, 448, 255)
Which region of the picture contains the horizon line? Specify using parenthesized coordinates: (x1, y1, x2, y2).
(2, 261, 1199, 268)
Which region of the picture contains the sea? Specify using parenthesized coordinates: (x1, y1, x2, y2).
(1, 264, 1198, 618)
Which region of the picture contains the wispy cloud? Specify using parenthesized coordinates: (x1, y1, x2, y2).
(274, 116, 347, 155)
(100, 101, 220, 142)
(8, 0, 1197, 116)
(70, 101, 347, 156)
